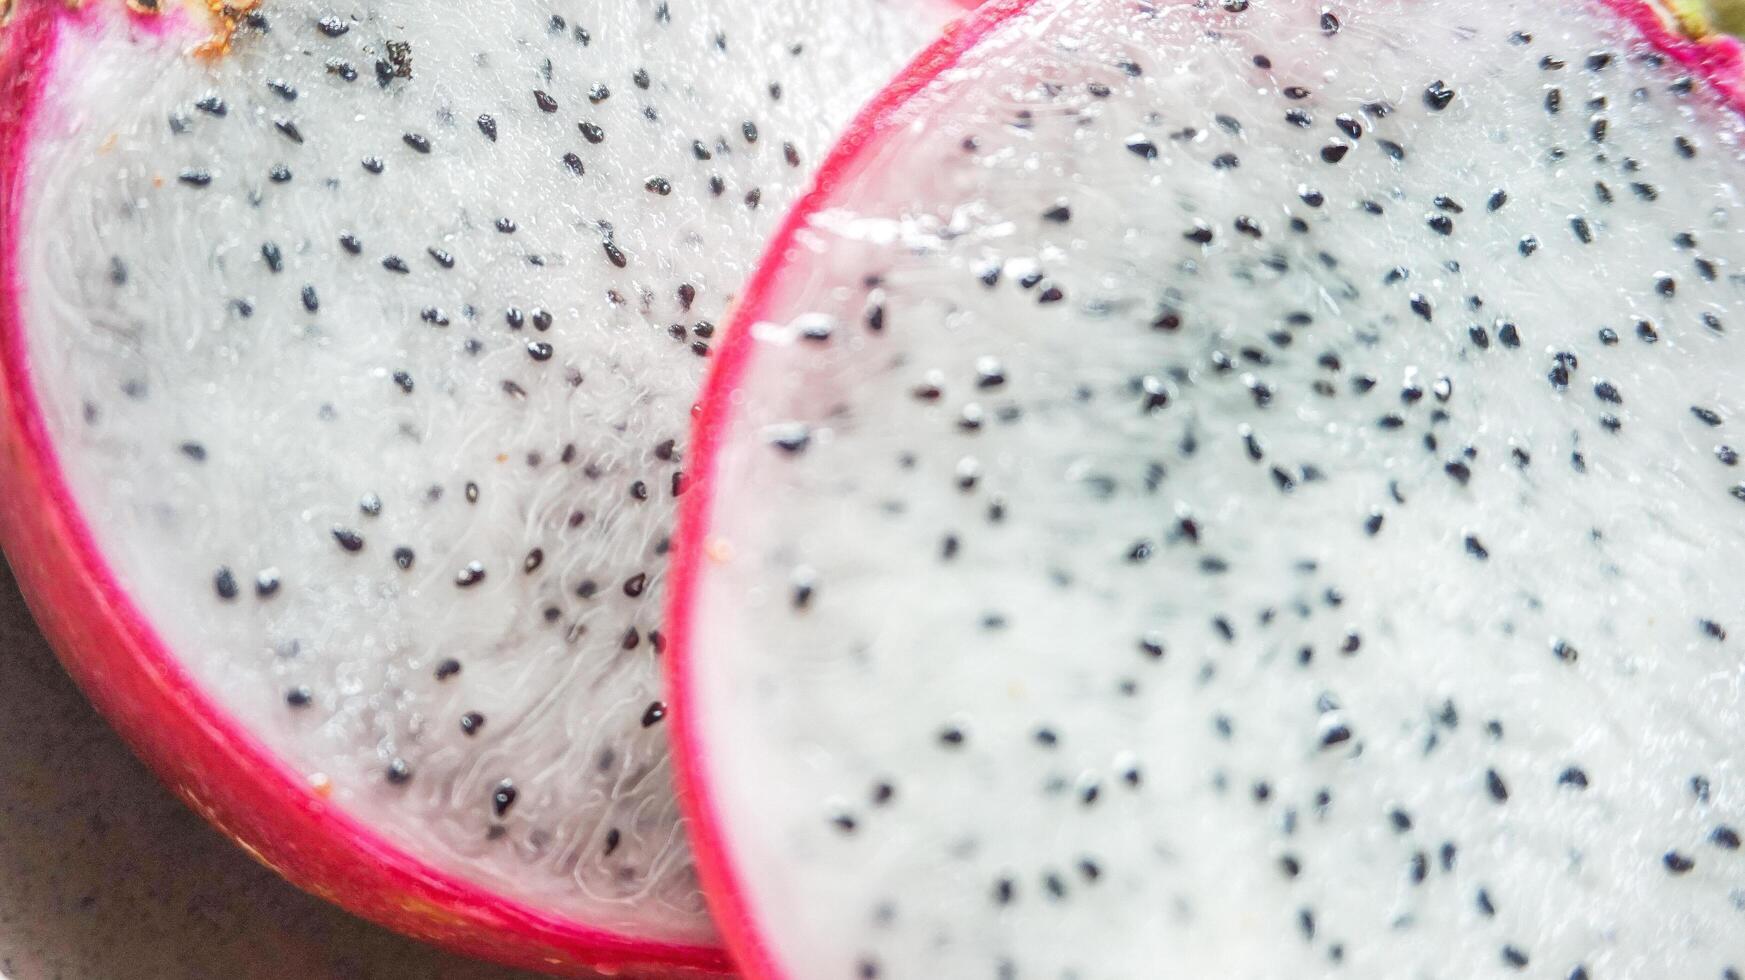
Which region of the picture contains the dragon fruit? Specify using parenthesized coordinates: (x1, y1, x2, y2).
(0, 0, 964, 972)
(669, 0, 1745, 976)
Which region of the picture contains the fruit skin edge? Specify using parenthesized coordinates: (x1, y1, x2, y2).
(658, 1, 1745, 979)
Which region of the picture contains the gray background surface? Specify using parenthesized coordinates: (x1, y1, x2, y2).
(0, 561, 547, 980)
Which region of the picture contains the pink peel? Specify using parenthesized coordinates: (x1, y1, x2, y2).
(663, 3, 1042, 977)
(1605, 0, 1745, 106)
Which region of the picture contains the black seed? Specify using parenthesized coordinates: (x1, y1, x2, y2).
(603, 242, 628, 268)
(392, 546, 415, 569)
(402, 132, 431, 153)
(1559, 766, 1589, 789)
(1487, 189, 1508, 211)
(273, 117, 303, 143)
(491, 780, 517, 818)
(332, 527, 364, 552)
(455, 561, 486, 587)
(1125, 134, 1158, 159)
(1664, 851, 1695, 874)
(563, 152, 585, 175)
(1701, 619, 1728, 640)
(1570, 216, 1593, 244)
(1464, 535, 1489, 560)
(1320, 141, 1350, 164)
(1552, 638, 1579, 663)
(211, 566, 238, 600)
(1519, 235, 1539, 257)
(1711, 826, 1741, 849)
(434, 658, 462, 681)
(1592, 380, 1622, 404)
(1501, 946, 1528, 969)
(285, 686, 313, 707)
(382, 255, 408, 273)
(385, 759, 412, 784)
(1486, 769, 1509, 802)
(1692, 406, 1723, 427)
(527, 341, 554, 361)
(1285, 108, 1312, 127)
(1423, 80, 1455, 111)
(459, 711, 484, 735)
(1409, 293, 1433, 321)
(1409, 851, 1429, 883)
(641, 702, 667, 727)
(316, 14, 349, 37)
(1675, 135, 1696, 158)
(1320, 10, 1339, 33)
(1427, 214, 1454, 236)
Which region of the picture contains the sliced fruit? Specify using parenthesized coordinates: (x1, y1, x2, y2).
(671, 0, 1745, 976)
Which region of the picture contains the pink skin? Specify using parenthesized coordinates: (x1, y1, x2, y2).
(661, 2, 1745, 979)
(0, 0, 974, 974)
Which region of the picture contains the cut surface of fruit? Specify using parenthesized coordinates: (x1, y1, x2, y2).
(670, 0, 1745, 976)
(0, 0, 960, 971)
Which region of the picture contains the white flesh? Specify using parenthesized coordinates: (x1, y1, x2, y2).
(687, 0, 1745, 974)
(14, 0, 947, 942)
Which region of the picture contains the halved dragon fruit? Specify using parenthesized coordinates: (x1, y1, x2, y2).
(0, 0, 965, 972)
(669, 0, 1745, 975)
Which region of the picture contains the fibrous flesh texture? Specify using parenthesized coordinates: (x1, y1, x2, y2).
(672, 0, 1745, 976)
(1, 0, 952, 957)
